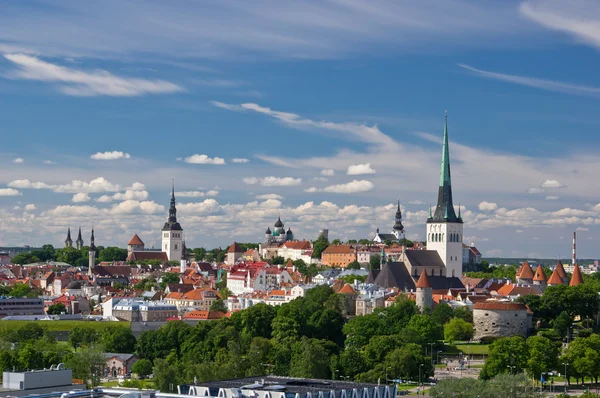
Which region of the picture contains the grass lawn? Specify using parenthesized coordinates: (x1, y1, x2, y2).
(0, 320, 130, 332)
(443, 343, 489, 355)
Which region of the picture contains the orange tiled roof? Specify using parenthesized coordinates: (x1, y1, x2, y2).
(569, 264, 584, 286)
(339, 283, 356, 294)
(547, 268, 564, 286)
(517, 262, 534, 279)
(128, 234, 145, 245)
(533, 266, 546, 282)
(555, 261, 567, 279)
(416, 269, 431, 288)
(227, 242, 243, 253)
(474, 301, 527, 311)
(182, 310, 225, 320)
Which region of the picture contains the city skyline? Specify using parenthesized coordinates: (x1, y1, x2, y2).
(1, 1, 600, 258)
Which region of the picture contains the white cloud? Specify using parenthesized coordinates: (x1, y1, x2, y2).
(53, 177, 121, 193)
(260, 177, 302, 186)
(527, 188, 545, 194)
(24, 204, 36, 211)
(9, 177, 121, 193)
(0, 188, 22, 196)
(259, 199, 282, 209)
(109, 200, 164, 215)
(72, 193, 91, 203)
(313, 177, 328, 182)
(212, 102, 397, 147)
(129, 182, 146, 191)
(43, 160, 55, 164)
(256, 194, 283, 200)
(321, 169, 335, 177)
(520, 1, 600, 52)
(175, 190, 219, 198)
(91, 151, 131, 160)
(96, 189, 149, 202)
(232, 158, 249, 163)
(243, 177, 259, 185)
(408, 200, 425, 205)
(183, 154, 226, 165)
(541, 179, 565, 188)
(244, 176, 301, 186)
(545, 196, 559, 200)
(458, 63, 600, 97)
(307, 180, 375, 194)
(347, 163, 376, 175)
(13, 158, 24, 164)
(478, 201, 498, 211)
(4, 54, 183, 97)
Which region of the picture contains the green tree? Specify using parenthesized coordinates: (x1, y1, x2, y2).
(331, 239, 342, 245)
(431, 303, 454, 326)
(132, 358, 153, 379)
(152, 355, 180, 392)
(480, 336, 528, 380)
(160, 272, 180, 288)
(405, 314, 443, 344)
(289, 338, 332, 379)
(453, 306, 474, 323)
(101, 326, 136, 353)
(369, 254, 381, 271)
(47, 302, 67, 315)
(346, 260, 361, 270)
(271, 256, 285, 265)
(525, 335, 559, 382)
(241, 303, 276, 338)
(272, 316, 301, 343)
(67, 345, 105, 387)
(56, 246, 84, 265)
(10, 283, 33, 298)
(210, 299, 228, 313)
(69, 326, 100, 348)
(98, 246, 128, 262)
(16, 323, 47, 342)
(193, 247, 207, 261)
(385, 343, 433, 382)
(312, 234, 330, 259)
(444, 318, 473, 342)
(11, 252, 40, 265)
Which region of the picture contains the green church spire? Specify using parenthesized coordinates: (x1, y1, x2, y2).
(428, 112, 461, 223)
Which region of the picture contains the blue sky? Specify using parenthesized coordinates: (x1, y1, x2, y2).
(1, 0, 600, 259)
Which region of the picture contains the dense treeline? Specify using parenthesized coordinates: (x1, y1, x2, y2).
(133, 286, 472, 391)
(11, 244, 128, 266)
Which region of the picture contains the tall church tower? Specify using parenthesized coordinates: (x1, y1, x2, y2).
(162, 182, 183, 261)
(426, 113, 463, 278)
(88, 228, 96, 277)
(65, 227, 73, 248)
(76, 226, 84, 250)
(392, 200, 405, 240)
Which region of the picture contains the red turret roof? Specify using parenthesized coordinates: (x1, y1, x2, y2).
(416, 269, 431, 288)
(128, 234, 144, 245)
(569, 264, 584, 287)
(533, 266, 546, 282)
(227, 242, 243, 253)
(339, 283, 357, 294)
(555, 260, 567, 279)
(547, 268, 564, 286)
(517, 262, 534, 279)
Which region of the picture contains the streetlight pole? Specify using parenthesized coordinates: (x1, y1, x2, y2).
(562, 362, 569, 394)
(419, 364, 424, 396)
(507, 365, 515, 375)
(429, 343, 434, 367)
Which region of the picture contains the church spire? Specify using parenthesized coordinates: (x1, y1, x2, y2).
(429, 112, 461, 223)
(393, 200, 404, 233)
(76, 226, 84, 249)
(163, 179, 183, 231)
(89, 227, 96, 251)
(65, 227, 73, 248)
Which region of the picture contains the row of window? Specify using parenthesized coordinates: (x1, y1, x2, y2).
(163, 233, 182, 238)
(428, 233, 461, 242)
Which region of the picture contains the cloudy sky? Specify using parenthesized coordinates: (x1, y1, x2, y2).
(1, 0, 600, 258)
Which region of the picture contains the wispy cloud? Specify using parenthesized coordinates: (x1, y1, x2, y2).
(211, 101, 397, 147)
(232, 158, 250, 164)
(4, 54, 183, 97)
(91, 151, 131, 160)
(13, 158, 24, 164)
(243, 176, 302, 186)
(458, 63, 600, 97)
(0, 188, 21, 196)
(520, 1, 600, 51)
(347, 163, 376, 175)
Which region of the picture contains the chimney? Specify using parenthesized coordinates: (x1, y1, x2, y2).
(573, 231, 577, 267)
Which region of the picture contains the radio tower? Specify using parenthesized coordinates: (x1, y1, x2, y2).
(572, 231, 577, 267)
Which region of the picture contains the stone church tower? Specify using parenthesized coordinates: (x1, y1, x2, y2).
(162, 182, 183, 261)
(426, 113, 463, 278)
(88, 228, 96, 277)
(415, 269, 433, 312)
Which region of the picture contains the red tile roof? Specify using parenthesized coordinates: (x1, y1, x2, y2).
(547, 268, 564, 286)
(227, 242, 243, 253)
(474, 302, 527, 311)
(339, 283, 356, 294)
(569, 264, 584, 286)
(517, 262, 534, 279)
(128, 234, 145, 245)
(182, 310, 225, 320)
(126, 251, 168, 261)
(555, 261, 567, 279)
(416, 269, 431, 288)
(282, 241, 312, 250)
(533, 266, 546, 282)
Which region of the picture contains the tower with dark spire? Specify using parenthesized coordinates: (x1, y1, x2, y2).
(88, 228, 96, 277)
(65, 228, 73, 248)
(162, 180, 183, 261)
(76, 226, 84, 250)
(392, 200, 405, 239)
(426, 113, 464, 278)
